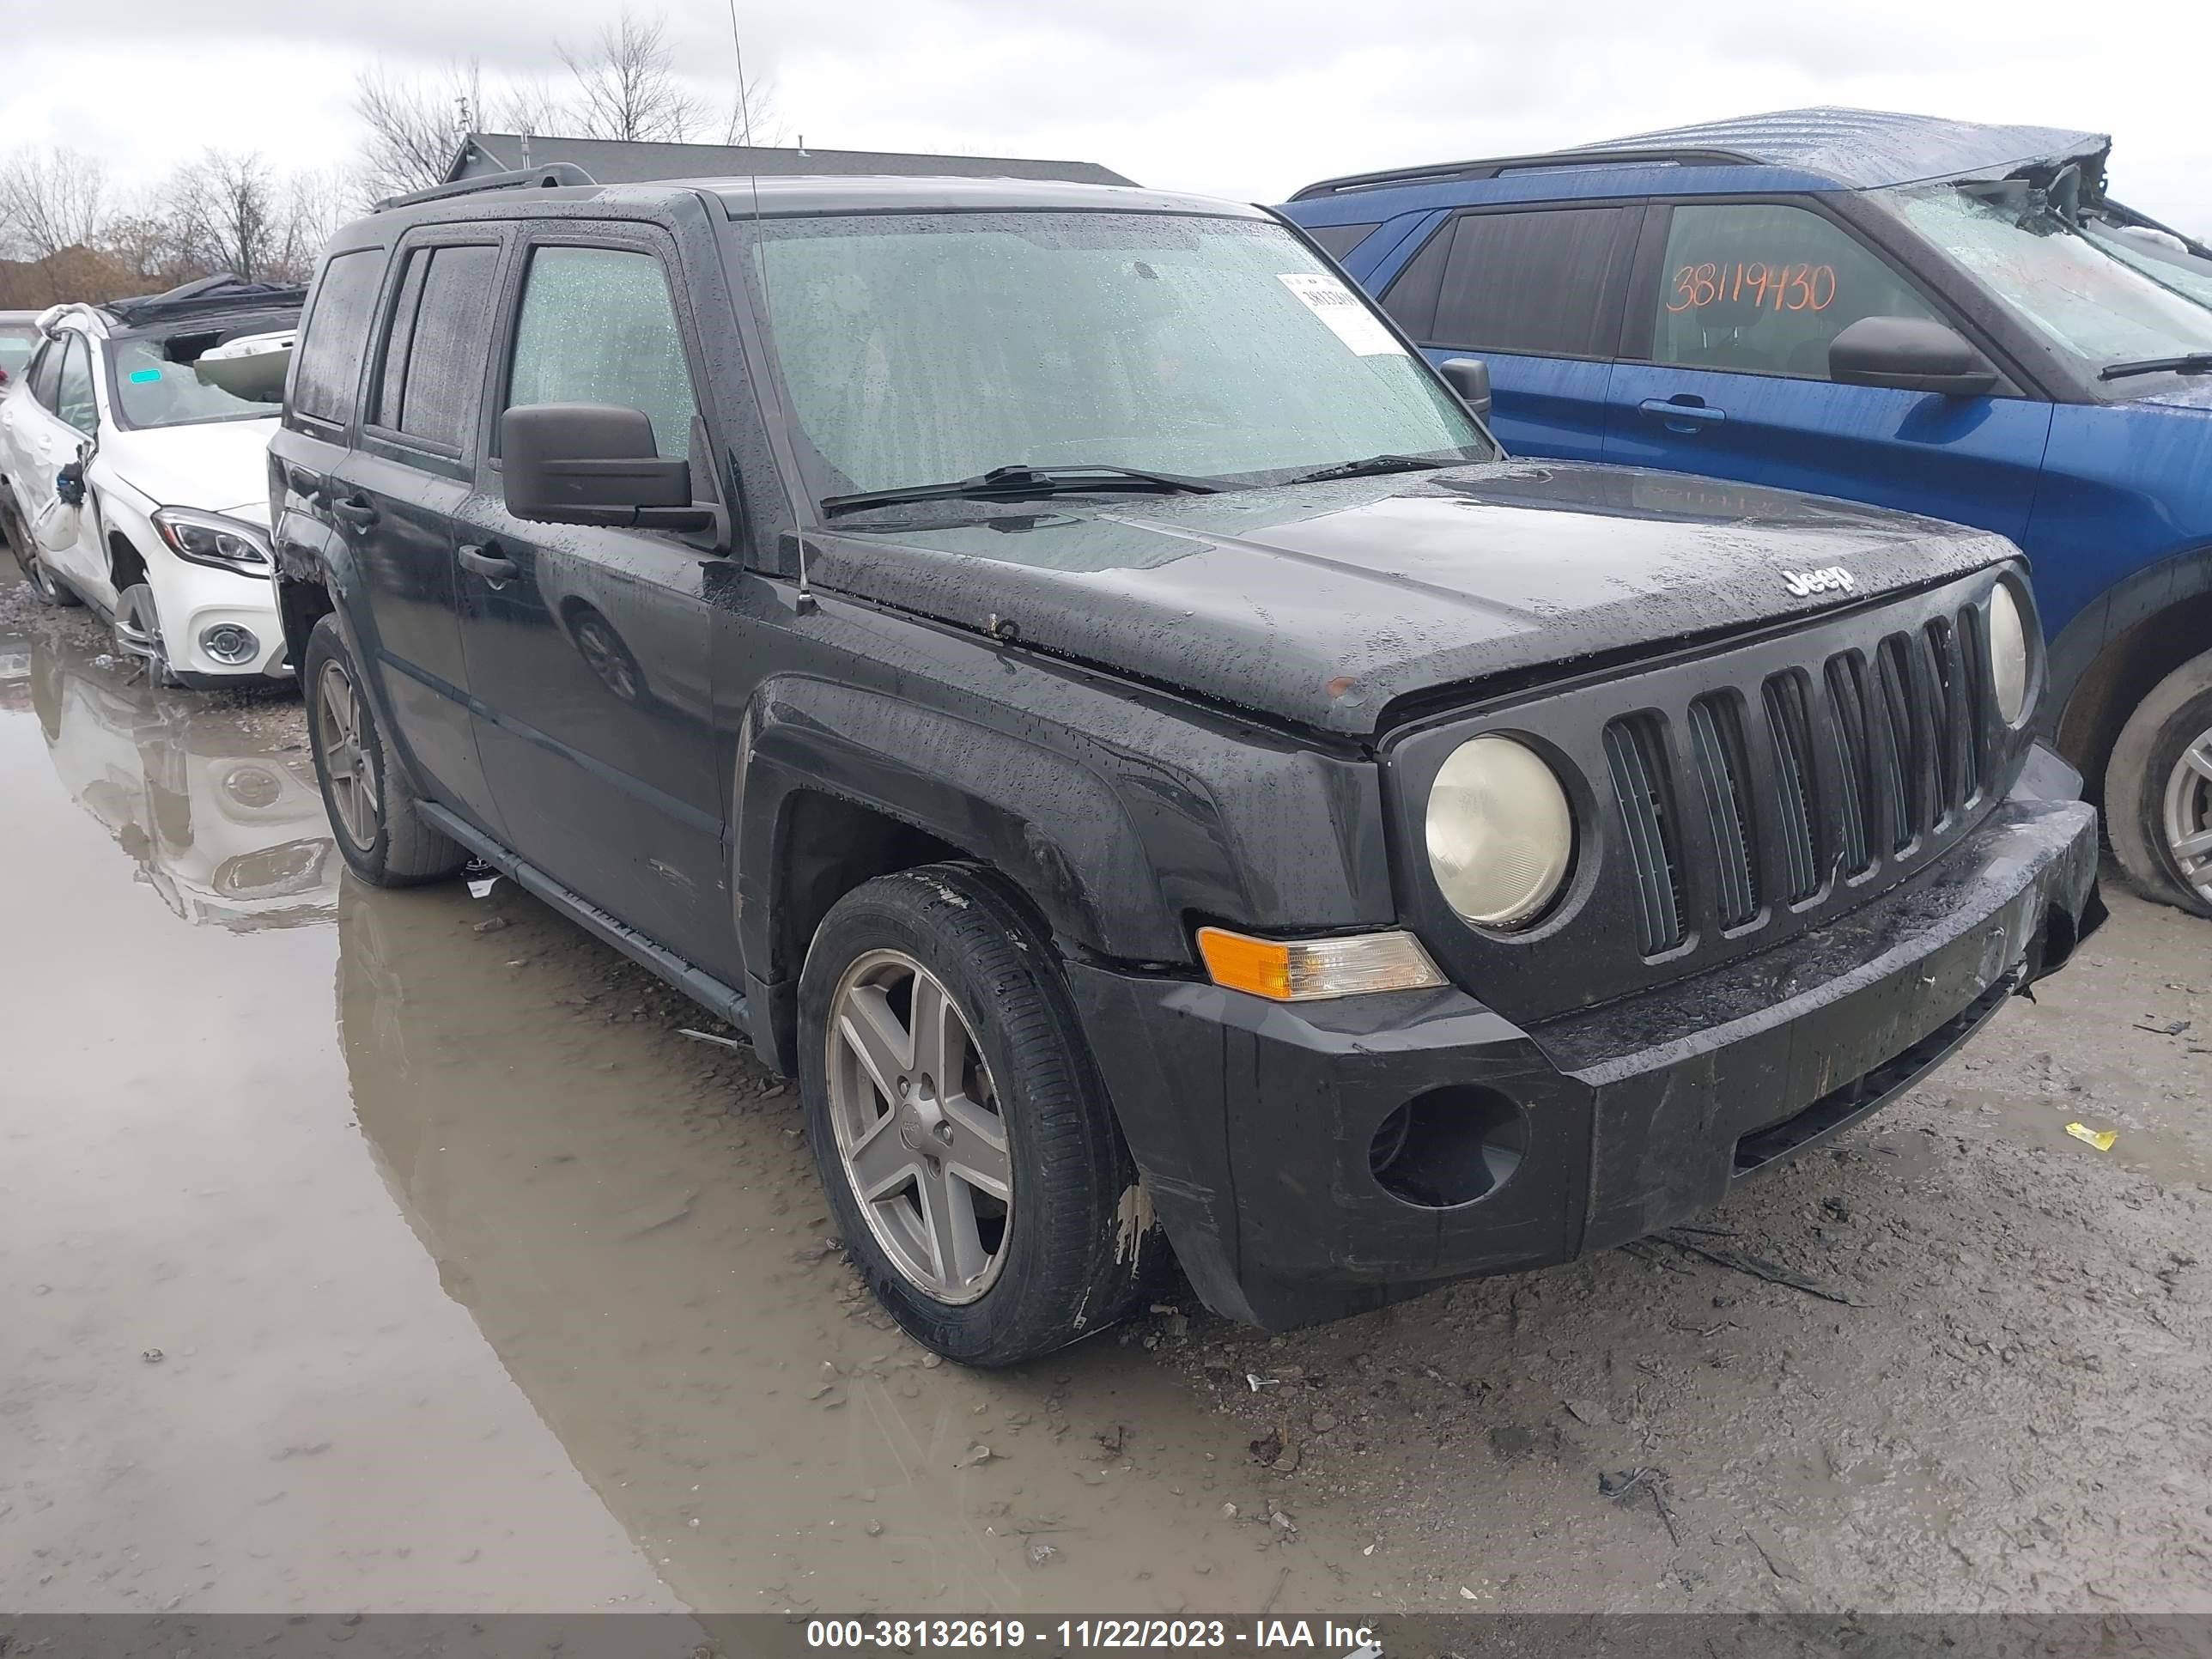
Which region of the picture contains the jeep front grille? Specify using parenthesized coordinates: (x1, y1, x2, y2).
(1604, 609, 1994, 956)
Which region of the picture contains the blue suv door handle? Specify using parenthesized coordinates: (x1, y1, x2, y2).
(1639, 397, 1728, 433)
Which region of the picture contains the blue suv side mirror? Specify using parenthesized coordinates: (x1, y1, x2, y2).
(1829, 317, 1998, 398)
(1438, 356, 1494, 422)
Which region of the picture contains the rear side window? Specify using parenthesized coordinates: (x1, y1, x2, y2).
(505, 245, 697, 461)
(1305, 222, 1380, 260)
(1644, 202, 1938, 380)
(55, 334, 98, 434)
(1382, 207, 1630, 356)
(372, 252, 431, 431)
(374, 243, 501, 451)
(292, 248, 386, 425)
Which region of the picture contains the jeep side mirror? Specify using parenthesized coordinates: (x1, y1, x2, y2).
(1437, 357, 1493, 422)
(1828, 317, 1998, 398)
(502, 403, 714, 532)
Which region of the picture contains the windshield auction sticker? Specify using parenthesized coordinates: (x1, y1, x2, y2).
(1278, 272, 1406, 356)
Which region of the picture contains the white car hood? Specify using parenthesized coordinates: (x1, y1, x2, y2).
(97, 417, 276, 525)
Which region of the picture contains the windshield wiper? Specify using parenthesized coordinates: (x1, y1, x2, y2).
(2100, 352, 2212, 381)
(1284, 453, 1451, 485)
(822, 462, 1224, 517)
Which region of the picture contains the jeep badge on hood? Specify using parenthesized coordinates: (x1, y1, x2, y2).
(1783, 566, 1856, 597)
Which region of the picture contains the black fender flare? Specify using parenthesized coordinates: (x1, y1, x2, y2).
(732, 675, 1183, 985)
(2045, 542, 2212, 770)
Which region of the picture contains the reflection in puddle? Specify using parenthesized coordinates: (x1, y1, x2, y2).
(337, 879, 1370, 1613)
(28, 630, 336, 931)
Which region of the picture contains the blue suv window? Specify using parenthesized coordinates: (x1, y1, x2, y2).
(1304, 222, 1380, 260)
(1382, 207, 1630, 357)
(1646, 202, 1936, 380)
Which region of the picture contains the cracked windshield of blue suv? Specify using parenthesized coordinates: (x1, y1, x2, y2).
(748, 210, 1494, 501)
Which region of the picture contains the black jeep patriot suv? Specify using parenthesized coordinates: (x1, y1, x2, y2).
(270, 167, 2101, 1365)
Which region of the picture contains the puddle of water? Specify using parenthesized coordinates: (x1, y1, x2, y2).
(1, 603, 1378, 1614)
(336, 878, 1375, 1614)
(0, 617, 674, 1613)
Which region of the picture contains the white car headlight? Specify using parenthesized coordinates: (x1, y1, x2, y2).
(152, 507, 271, 574)
(1988, 580, 2030, 726)
(1425, 735, 1575, 929)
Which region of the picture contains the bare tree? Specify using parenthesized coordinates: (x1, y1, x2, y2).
(0, 146, 111, 261)
(497, 76, 566, 140)
(171, 151, 283, 283)
(720, 66, 782, 149)
(270, 169, 349, 283)
(560, 9, 704, 144)
(353, 60, 483, 201)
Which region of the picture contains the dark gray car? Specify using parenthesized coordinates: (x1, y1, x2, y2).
(269, 168, 2100, 1365)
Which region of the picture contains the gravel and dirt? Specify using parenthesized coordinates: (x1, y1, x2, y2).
(3, 582, 2207, 1617)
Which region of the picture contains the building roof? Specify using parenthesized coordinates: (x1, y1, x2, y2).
(1571, 106, 2110, 191)
(446, 132, 1133, 190)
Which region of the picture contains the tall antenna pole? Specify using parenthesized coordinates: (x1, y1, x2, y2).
(726, 0, 754, 147)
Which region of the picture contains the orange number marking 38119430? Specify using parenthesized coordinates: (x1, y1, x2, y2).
(1667, 261, 1837, 313)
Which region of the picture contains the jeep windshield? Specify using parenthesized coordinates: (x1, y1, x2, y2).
(745, 210, 1492, 514)
(1885, 180, 2212, 385)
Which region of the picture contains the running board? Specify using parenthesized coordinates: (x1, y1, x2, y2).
(417, 802, 750, 1032)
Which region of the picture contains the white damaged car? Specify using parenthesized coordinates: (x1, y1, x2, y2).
(0, 276, 301, 686)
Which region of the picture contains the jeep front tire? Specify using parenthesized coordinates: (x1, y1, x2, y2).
(798, 863, 1164, 1366)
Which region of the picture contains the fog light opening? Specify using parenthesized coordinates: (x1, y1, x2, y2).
(1368, 1085, 1528, 1209)
(200, 623, 259, 665)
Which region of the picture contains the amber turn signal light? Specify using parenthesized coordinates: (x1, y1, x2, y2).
(1194, 926, 1447, 1002)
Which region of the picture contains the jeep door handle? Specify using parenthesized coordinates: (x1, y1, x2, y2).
(331, 495, 379, 529)
(459, 543, 519, 583)
(284, 464, 327, 506)
(1638, 398, 1728, 428)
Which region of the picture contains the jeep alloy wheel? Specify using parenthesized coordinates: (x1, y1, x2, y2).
(825, 947, 1012, 1304)
(316, 658, 381, 851)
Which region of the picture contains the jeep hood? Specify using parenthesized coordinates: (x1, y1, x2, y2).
(814, 460, 2020, 737)
(95, 417, 276, 525)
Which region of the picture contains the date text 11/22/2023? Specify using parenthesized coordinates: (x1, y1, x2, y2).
(804, 1619, 1381, 1651)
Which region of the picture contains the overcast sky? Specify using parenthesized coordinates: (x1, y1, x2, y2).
(6, 0, 2210, 229)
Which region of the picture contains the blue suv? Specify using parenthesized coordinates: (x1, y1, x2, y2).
(1280, 107, 2212, 917)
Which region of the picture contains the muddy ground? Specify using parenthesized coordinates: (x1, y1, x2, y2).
(2, 580, 2207, 1617)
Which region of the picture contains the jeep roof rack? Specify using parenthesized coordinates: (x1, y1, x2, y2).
(1288, 147, 1753, 201)
(374, 162, 599, 213)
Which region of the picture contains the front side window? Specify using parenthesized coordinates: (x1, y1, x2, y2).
(1384, 206, 1629, 357)
(1885, 181, 2212, 374)
(1304, 222, 1380, 260)
(1646, 202, 1938, 380)
(507, 246, 697, 461)
(55, 334, 99, 435)
(749, 210, 1488, 501)
(374, 243, 501, 450)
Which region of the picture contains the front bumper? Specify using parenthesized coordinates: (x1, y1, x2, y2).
(1066, 781, 2102, 1330)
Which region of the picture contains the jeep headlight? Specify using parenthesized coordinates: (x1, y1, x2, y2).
(152, 507, 271, 574)
(1425, 735, 1574, 929)
(1988, 580, 2030, 726)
